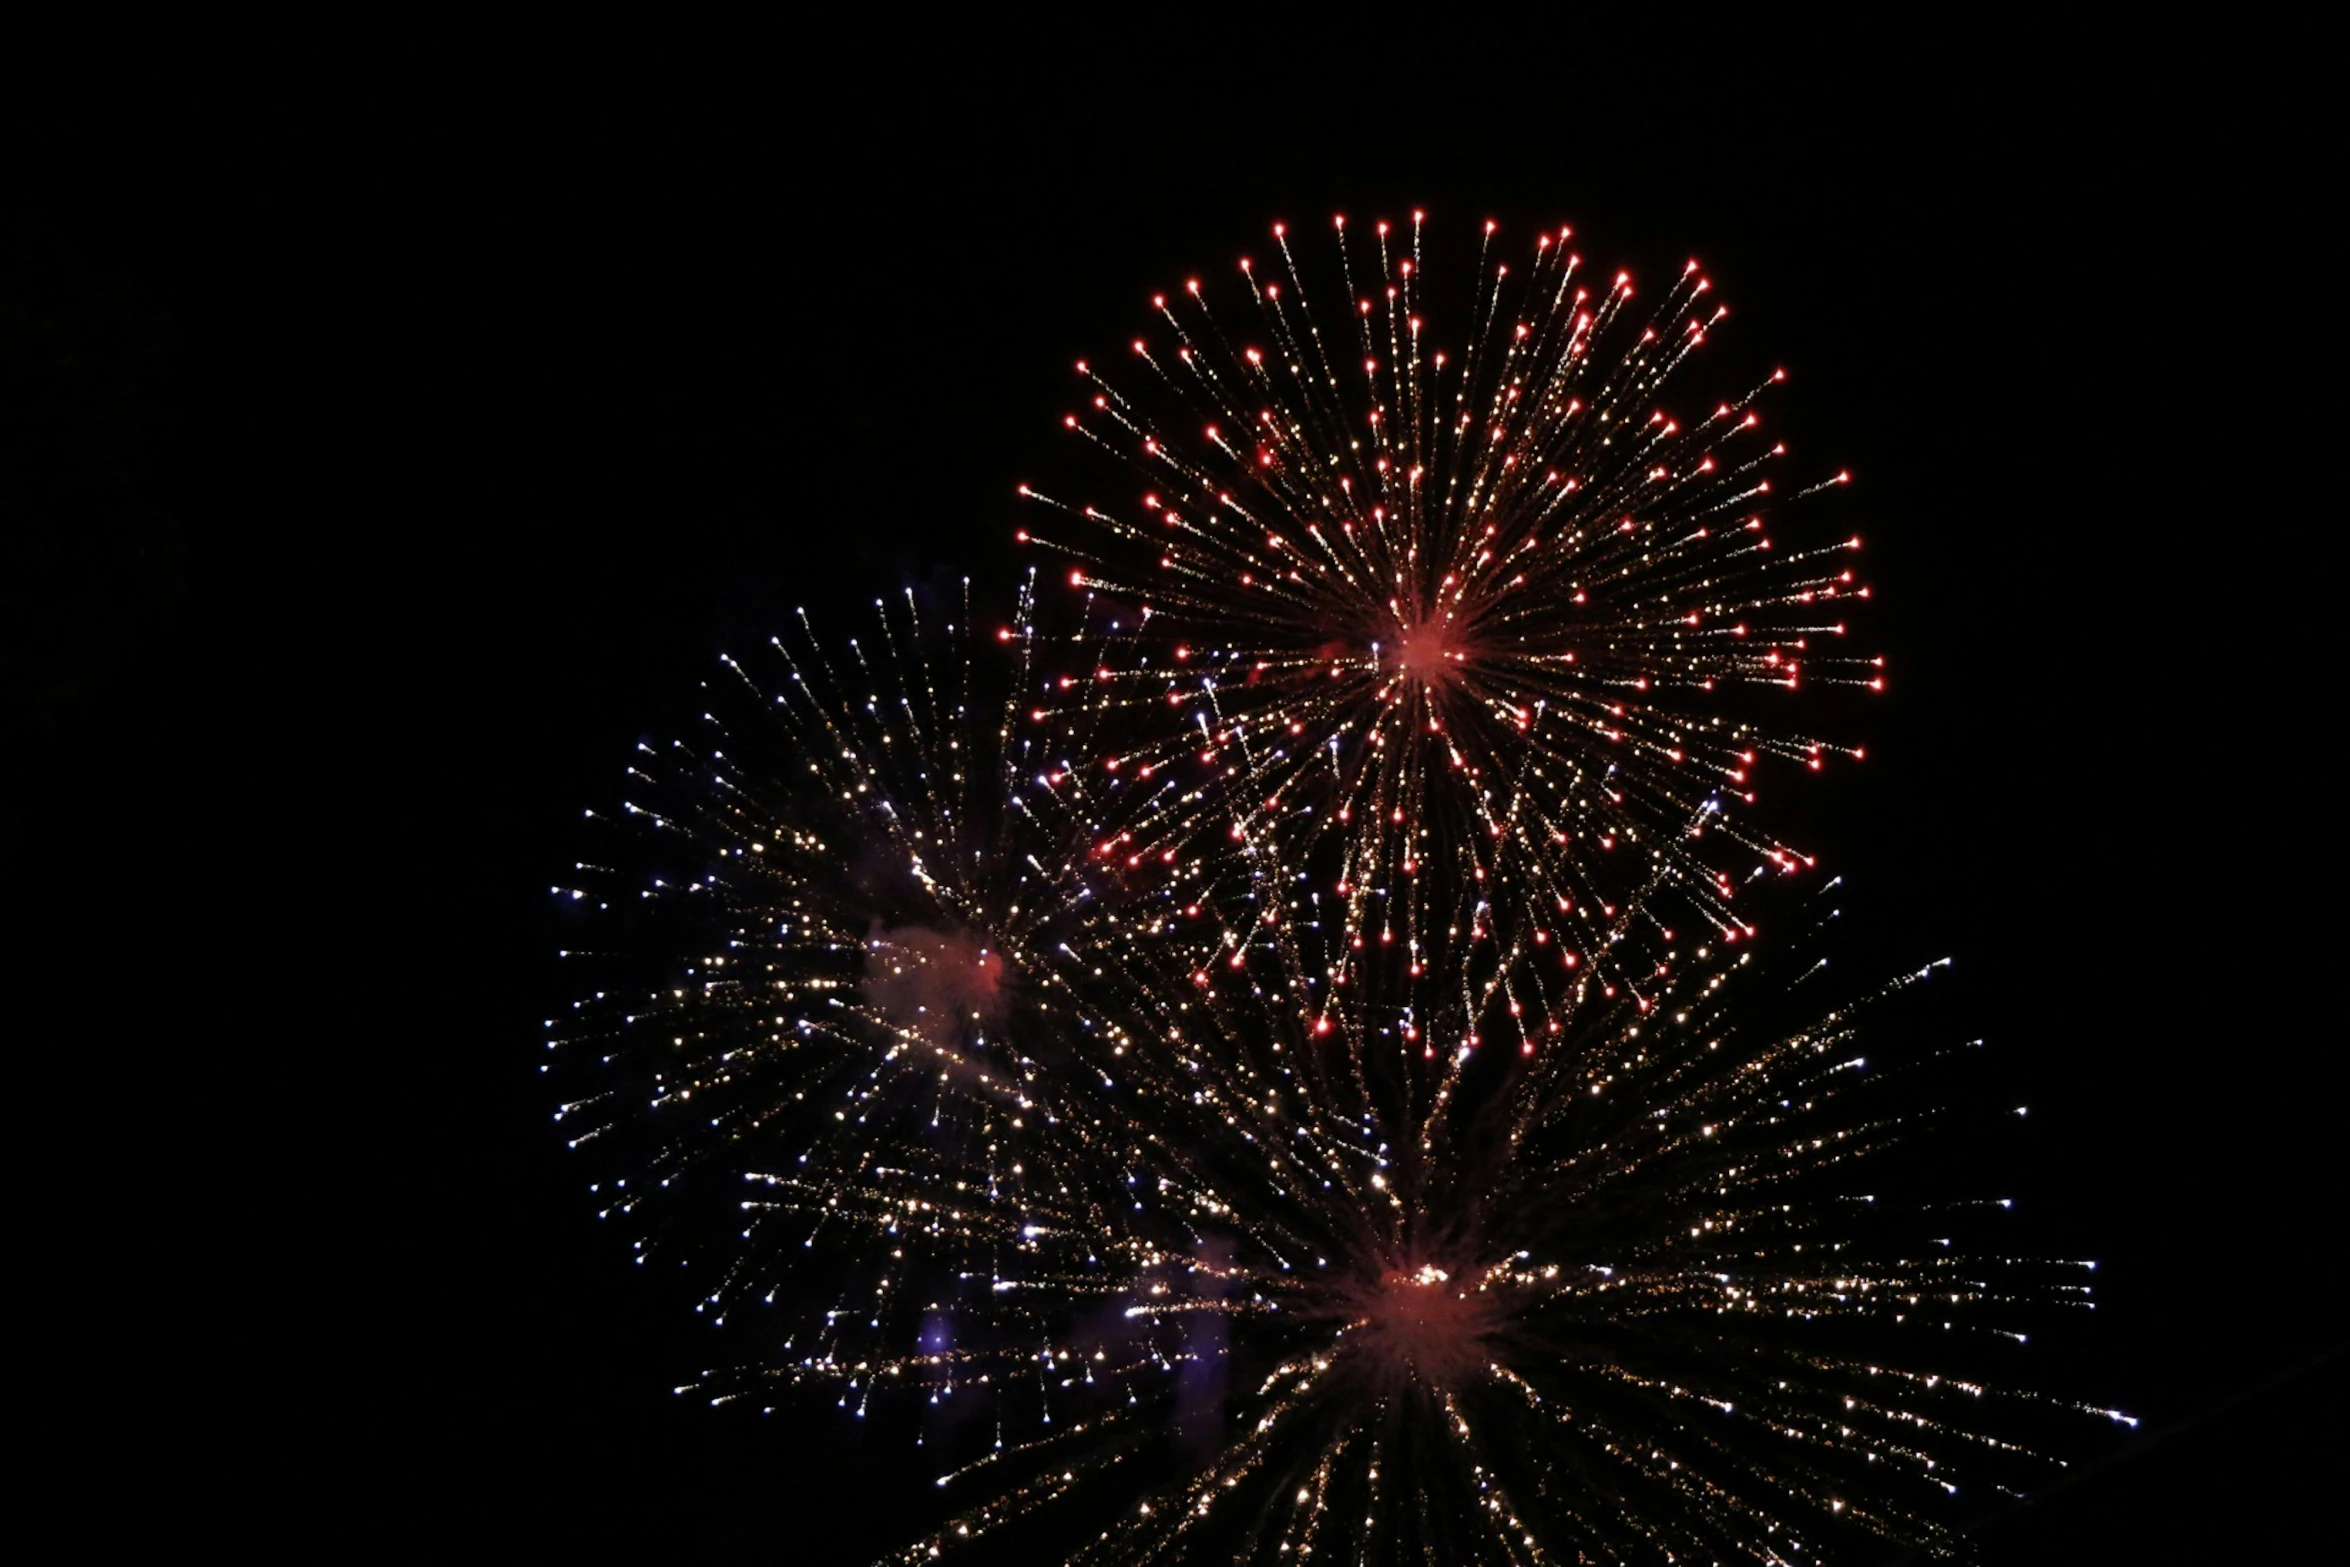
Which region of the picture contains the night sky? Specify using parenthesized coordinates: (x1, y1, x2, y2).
(10, 34, 2335, 1561)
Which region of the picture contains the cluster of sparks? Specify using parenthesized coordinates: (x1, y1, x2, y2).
(551, 220, 2124, 1564)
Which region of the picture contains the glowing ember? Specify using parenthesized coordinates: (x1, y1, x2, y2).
(1388, 615, 1470, 688)
(1337, 1256, 1510, 1390)
(864, 923, 1011, 1047)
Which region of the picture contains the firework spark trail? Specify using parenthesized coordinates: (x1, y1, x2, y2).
(553, 589, 2121, 1563)
(1017, 214, 1882, 1063)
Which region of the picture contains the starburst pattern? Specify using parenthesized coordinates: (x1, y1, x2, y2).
(1017, 215, 1881, 1053)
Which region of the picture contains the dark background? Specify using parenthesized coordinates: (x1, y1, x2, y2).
(9, 28, 2335, 1561)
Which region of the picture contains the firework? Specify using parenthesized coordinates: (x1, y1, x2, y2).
(552, 602, 2121, 1564)
(1017, 214, 1881, 1055)
(550, 582, 1197, 1300)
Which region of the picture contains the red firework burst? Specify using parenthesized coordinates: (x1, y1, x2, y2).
(1019, 213, 1880, 1053)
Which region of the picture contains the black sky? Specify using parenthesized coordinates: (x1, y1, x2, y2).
(8, 29, 2336, 1562)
